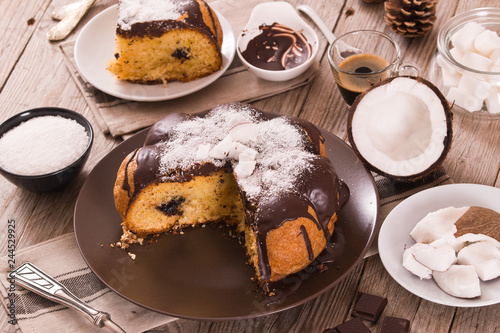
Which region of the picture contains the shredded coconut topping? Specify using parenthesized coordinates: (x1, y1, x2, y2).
(156, 104, 316, 201)
(118, 0, 193, 31)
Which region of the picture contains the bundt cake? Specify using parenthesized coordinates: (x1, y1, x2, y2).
(107, 0, 223, 83)
(113, 103, 349, 284)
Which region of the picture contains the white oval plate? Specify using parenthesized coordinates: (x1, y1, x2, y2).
(74, 5, 235, 102)
(378, 183, 500, 307)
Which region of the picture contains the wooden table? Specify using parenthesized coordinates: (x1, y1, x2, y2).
(1, 0, 500, 332)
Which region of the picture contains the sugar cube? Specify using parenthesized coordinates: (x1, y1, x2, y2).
(441, 67, 461, 87)
(461, 51, 492, 72)
(446, 86, 483, 112)
(451, 21, 485, 52)
(458, 74, 492, 100)
(474, 29, 500, 57)
(485, 89, 500, 114)
(490, 49, 500, 66)
(449, 47, 464, 64)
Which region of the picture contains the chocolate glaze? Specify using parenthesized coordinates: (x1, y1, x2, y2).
(284, 116, 324, 155)
(117, 0, 220, 52)
(241, 23, 312, 71)
(254, 156, 349, 281)
(144, 113, 193, 146)
(120, 106, 350, 286)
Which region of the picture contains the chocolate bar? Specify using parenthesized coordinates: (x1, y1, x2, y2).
(351, 292, 388, 323)
(325, 318, 370, 333)
(380, 316, 410, 333)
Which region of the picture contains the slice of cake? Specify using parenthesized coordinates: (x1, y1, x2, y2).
(107, 0, 223, 84)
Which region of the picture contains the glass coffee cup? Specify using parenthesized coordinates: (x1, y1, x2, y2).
(328, 30, 419, 105)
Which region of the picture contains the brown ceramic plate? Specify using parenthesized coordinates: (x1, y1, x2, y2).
(74, 116, 379, 320)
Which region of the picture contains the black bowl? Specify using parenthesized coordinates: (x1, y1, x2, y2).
(0, 107, 94, 192)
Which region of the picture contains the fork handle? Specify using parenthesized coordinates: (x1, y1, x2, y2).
(9, 262, 124, 332)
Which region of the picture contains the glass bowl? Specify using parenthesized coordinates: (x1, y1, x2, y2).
(433, 7, 500, 118)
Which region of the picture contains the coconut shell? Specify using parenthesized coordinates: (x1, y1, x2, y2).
(347, 76, 453, 181)
(454, 206, 500, 242)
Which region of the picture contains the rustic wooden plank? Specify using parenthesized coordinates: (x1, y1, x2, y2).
(452, 304, 500, 333)
(443, 113, 500, 185)
(0, 0, 50, 88)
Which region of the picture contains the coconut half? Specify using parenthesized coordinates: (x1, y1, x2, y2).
(348, 76, 453, 180)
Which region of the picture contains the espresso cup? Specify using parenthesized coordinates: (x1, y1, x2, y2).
(328, 30, 419, 105)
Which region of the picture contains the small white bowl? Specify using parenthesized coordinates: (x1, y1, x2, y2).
(236, 2, 319, 81)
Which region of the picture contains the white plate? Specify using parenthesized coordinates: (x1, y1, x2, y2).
(378, 183, 500, 307)
(74, 5, 235, 102)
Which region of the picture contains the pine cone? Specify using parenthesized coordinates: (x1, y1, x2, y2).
(384, 0, 439, 37)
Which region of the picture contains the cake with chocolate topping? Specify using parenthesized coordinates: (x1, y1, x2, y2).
(107, 0, 223, 83)
(113, 103, 349, 284)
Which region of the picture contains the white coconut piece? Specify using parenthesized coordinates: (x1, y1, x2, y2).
(433, 265, 481, 298)
(209, 134, 233, 159)
(451, 21, 485, 52)
(228, 122, 259, 144)
(403, 243, 433, 279)
(233, 153, 256, 178)
(457, 241, 500, 281)
(410, 206, 468, 244)
(457, 75, 492, 100)
(446, 86, 483, 112)
(349, 77, 450, 178)
(461, 51, 493, 72)
(227, 142, 258, 160)
(412, 242, 457, 272)
(195, 143, 211, 161)
(455, 233, 500, 250)
(474, 29, 500, 57)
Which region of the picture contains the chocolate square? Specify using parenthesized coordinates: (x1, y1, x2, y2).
(331, 318, 370, 333)
(351, 292, 388, 323)
(380, 316, 410, 333)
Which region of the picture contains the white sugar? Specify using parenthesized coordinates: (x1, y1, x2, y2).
(0, 116, 89, 175)
(157, 105, 316, 201)
(118, 0, 194, 30)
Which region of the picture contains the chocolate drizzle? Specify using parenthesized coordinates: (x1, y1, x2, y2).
(122, 148, 138, 197)
(241, 22, 312, 71)
(299, 225, 314, 261)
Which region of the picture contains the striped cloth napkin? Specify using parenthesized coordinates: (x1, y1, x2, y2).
(0, 168, 451, 333)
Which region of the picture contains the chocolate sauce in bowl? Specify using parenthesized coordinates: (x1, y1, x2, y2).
(241, 23, 312, 71)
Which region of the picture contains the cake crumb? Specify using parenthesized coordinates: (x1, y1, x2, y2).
(117, 226, 145, 249)
(128, 252, 136, 260)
